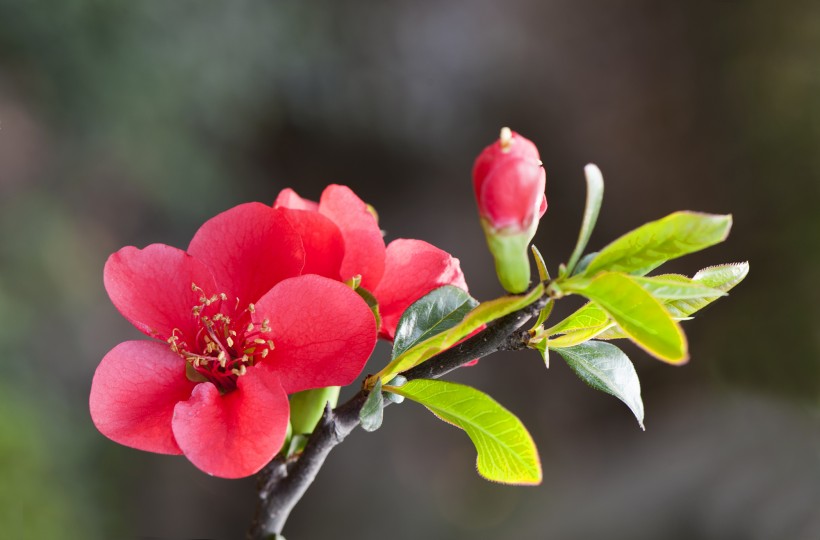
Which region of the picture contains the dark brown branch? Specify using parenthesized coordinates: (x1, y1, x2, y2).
(247, 292, 547, 539)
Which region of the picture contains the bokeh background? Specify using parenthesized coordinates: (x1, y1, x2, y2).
(1, 2, 818, 539)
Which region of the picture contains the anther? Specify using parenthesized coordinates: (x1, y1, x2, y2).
(231, 365, 247, 377)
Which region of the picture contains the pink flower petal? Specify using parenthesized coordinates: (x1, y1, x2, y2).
(277, 208, 344, 280)
(319, 185, 385, 290)
(538, 193, 548, 219)
(473, 130, 541, 202)
(374, 239, 468, 339)
(253, 275, 377, 394)
(104, 244, 217, 343)
(480, 160, 546, 230)
(188, 203, 305, 308)
(273, 188, 320, 211)
(90, 341, 195, 455)
(172, 366, 289, 478)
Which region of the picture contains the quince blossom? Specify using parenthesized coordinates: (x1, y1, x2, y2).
(273, 184, 468, 339)
(90, 203, 377, 478)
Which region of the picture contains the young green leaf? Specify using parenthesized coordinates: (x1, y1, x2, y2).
(630, 275, 727, 300)
(530, 298, 554, 331)
(582, 212, 732, 277)
(375, 284, 545, 383)
(392, 286, 479, 360)
(566, 164, 605, 275)
(359, 379, 384, 432)
(354, 286, 382, 330)
(531, 244, 551, 281)
(385, 379, 542, 485)
(547, 302, 609, 335)
(592, 262, 749, 344)
(543, 302, 612, 348)
(572, 251, 599, 276)
(552, 341, 644, 429)
(665, 262, 749, 318)
(548, 324, 613, 348)
(596, 262, 749, 340)
(528, 337, 550, 367)
(693, 261, 749, 288)
(564, 272, 688, 364)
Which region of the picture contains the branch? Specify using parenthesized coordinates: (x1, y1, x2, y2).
(247, 292, 546, 539)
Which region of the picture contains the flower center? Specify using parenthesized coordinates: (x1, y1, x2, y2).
(167, 283, 274, 393)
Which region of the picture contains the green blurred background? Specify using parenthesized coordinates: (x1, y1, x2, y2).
(0, 1, 818, 538)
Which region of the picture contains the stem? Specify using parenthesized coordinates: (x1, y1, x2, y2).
(247, 292, 547, 539)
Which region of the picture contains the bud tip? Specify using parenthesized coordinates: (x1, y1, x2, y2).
(499, 127, 513, 151)
(584, 163, 602, 182)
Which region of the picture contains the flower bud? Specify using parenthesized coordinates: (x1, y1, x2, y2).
(473, 128, 547, 293)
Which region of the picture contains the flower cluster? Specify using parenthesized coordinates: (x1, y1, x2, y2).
(90, 187, 466, 478)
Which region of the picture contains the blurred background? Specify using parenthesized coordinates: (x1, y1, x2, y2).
(0, 1, 818, 539)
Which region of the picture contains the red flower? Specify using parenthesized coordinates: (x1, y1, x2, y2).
(89, 203, 377, 478)
(273, 185, 468, 339)
(473, 128, 547, 232)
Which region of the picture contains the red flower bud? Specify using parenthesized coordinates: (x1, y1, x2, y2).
(473, 128, 547, 293)
(473, 128, 547, 232)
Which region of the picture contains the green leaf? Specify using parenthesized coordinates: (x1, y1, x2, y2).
(665, 262, 749, 318)
(545, 301, 613, 348)
(564, 272, 688, 364)
(630, 275, 727, 300)
(359, 379, 384, 432)
(548, 324, 613, 348)
(386, 379, 542, 485)
(392, 286, 479, 360)
(566, 164, 605, 275)
(354, 286, 381, 330)
(552, 341, 644, 429)
(530, 298, 554, 331)
(572, 251, 598, 276)
(547, 302, 609, 335)
(375, 284, 545, 383)
(529, 245, 552, 330)
(582, 211, 732, 277)
(595, 262, 749, 341)
(531, 244, 550, 281)
(692, 261, 749, 288)
(528, 337, 550, 367)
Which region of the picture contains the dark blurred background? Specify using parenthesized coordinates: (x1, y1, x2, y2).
(1, 1, 818, 539)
